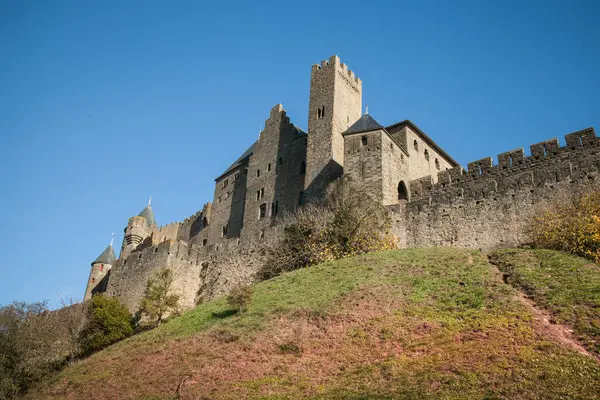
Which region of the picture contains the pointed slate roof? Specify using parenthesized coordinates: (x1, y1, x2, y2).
(92, 245, 116, 266)
(343, 114, 383, 135)
(138, 205, 156, 227)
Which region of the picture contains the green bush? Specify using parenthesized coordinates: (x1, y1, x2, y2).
(79, 295, 133, 355)
(258, 176, 397, 280)
(139, 268, 181, 326)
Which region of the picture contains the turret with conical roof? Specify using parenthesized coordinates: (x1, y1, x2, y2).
(120, 198, 157, 259)
(84, 238, 116, 301)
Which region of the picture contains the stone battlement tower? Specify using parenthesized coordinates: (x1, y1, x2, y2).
(304, 55, 362, 199)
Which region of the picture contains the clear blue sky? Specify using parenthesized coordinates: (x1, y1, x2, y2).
(1, 0, 598, 309)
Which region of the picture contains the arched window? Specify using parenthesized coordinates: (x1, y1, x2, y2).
(398, 181, 409, 201)
(424, 149, 430, 161)
(435, 158, 440, 170)
(413, 140, 419, 151)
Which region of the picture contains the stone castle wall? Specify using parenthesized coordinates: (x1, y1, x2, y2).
(96, 54, 599, 317)
(402, 128, 599, 249)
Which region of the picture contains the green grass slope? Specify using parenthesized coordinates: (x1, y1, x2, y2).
(26, 248, 600, 400)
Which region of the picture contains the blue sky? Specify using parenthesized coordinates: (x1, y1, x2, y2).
(1, 0, 598, 308)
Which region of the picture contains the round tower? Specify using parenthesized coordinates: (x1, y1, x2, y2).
(84, 238, 116, 301)
(120, 199, 156, 258)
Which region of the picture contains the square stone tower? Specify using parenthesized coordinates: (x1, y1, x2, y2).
(304, 55, 362, 199)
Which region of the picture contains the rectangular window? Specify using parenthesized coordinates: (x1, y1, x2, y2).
(361, 136, 368, 146)
(222, 179, 228, 189)
(222, 225, 228, 237)
(258, 203, 267, 219)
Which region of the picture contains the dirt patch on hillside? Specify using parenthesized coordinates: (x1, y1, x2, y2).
(487, 255, 598, 362)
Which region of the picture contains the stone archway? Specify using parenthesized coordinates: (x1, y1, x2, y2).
(398, 181, 409, 202)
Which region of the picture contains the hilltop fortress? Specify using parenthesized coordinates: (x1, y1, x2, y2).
(84, 55, 600, 312)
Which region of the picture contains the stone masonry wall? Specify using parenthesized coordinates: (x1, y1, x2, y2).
(305, 55, 362, 199)
(403, 127, 600, 249)
(381, 132, 411, 206)
(343, 130, 384, 203)
(241, 104, 307, 244)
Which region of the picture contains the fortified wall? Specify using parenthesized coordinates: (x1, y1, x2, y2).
(402, 128, 599, 249)
(84, 54, 599, 316)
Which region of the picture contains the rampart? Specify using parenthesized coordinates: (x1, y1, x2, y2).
(401, 128, 600, 249)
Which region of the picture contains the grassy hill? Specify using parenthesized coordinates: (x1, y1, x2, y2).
(26, 248, 600, 400)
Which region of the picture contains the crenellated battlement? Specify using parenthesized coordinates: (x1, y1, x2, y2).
(312, 55, 362, 86)
(409, 127, 599, 204)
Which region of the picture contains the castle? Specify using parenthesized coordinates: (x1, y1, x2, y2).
(84, 55, 600, 312)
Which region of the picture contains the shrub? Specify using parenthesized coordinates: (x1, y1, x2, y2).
(226, 283, 253, 314)
(528, 188, 600, 262)
(0, 300, 86, 399)
(79, 295, 133, 355)
(258, 176, 398, 280)
(139, 268, 181, 326)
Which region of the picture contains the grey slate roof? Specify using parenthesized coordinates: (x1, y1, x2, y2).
(92, 245, 116, 266)
(138, 205, 156, 227)
(215, 125, 307, 182)
(343, 114, 383, 135)
(216, 142, 256, 182)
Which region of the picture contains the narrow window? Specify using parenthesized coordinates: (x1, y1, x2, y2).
(317, 108, 322, 119)
(202, 239, 207, 246)
(361, 136, 368, 146)
(222, 179, 228, 189)
(259, 203, 267, 219)
(271, 202, 275, 216)
(222, 225, 228, 237)
(99, 264, 104, 272)
(256, 169, 261, 177)
(256, 188, 264, 200)
(267, 163, 271, 171)
(92, 278, 95, 284)
(300, 161, 306, 174)
(234, 172, 240, 180)
(275, 200, 279, 214)
(435, 158, 440, 170)
(413, 140, 419, 151)
(202, 217, 208, 226)
(424, 149, 430, 160)
(218, 196, 222, 204)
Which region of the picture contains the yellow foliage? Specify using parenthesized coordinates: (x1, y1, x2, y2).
(529, 190, 600, 262)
